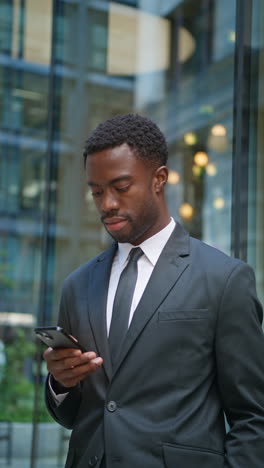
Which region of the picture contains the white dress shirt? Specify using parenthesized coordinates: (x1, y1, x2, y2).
(106, 218, 175, 334)
(50, 218, 175, 403)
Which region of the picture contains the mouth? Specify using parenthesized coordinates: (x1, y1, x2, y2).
(103, 217, 128, 232)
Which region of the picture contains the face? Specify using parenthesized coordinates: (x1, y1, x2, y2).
(86, 143, 169, 245)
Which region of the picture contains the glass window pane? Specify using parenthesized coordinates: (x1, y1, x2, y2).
(248, 0, 264, 305)
(0, 0, 52, 465)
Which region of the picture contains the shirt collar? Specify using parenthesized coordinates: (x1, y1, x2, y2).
(117, 218, 176, 268)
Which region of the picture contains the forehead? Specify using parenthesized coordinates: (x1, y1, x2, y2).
(86, 143, 150, 183)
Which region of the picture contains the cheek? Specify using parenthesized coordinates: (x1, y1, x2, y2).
(134, 180, 154, 201)
(121, 183, 156, 215)
(92, 197, 103, 213)
(134, 192, 157, 218)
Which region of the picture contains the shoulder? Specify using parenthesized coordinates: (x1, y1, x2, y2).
(189, 236, 254, 278)
(190, 236, 235, 263)
(62, 243, 117, 289)
(187, 237, 259, 315)
(173, 222, 244, 271)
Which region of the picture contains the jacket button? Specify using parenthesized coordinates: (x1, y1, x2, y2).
(88, 455, 99, 466)
(107, 400, 117, 412)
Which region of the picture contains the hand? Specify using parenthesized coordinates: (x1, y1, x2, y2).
(43, 347, 103, 389)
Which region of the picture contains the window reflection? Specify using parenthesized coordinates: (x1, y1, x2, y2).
(107, 2, 171, 75)
(0, 0, 52, 462)
(24, 0, 52, 65)
(248, 0, 264, 305)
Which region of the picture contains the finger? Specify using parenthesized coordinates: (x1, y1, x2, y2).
(52, 357, 103, 385)
(59, 364, 102, 387)
(48, 352, 99, 372)
(43, 347, 82, 363)
(61, 356, 103, 375)
(59, 352, 97, 369)
(71, 356, 103, 371)
(43, 347, 54, 360)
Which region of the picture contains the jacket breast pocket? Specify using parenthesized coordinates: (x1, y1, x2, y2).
(154, 308, 213, 372)
(163, 443, 224, 468)
(158, 308, 209, 321)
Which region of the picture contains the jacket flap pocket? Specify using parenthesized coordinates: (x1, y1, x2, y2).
(163, 443, 224, 468)
(159, 309, 208, 321)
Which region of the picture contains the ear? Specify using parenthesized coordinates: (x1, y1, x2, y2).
(153, 166, 168, 193)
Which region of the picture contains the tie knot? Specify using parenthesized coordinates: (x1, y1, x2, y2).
(128, 247, 143, 263)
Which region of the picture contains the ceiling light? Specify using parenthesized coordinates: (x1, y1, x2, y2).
(194, 151, 208, 167)
(206, 163, 217, 176)
(211, 124, 226, 136)
(213, 197, 225, 210)
(168, 170, 180, 185)
(179, 203, 194, 220)
(184, 132, 197, 146)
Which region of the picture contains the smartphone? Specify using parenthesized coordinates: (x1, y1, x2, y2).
(34, 326, 87, 352)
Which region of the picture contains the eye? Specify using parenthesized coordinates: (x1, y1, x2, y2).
(91, 190, 102, 198)
(115, 185, 130, 193)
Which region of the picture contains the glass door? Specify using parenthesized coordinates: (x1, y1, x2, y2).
(247, 0, 264, 305)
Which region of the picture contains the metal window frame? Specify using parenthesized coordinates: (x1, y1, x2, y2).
(30, 0, 57, 466)
(231, 0, 253, 260)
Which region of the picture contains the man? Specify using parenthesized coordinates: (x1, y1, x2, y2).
(44, 114, 264, 468)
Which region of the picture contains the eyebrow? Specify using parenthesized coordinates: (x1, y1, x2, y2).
(87, 175, 132, 187)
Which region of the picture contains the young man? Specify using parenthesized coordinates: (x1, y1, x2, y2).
(44, 114, 264, 468)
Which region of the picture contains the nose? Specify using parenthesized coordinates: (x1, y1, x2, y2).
(100, 189, 119, 213)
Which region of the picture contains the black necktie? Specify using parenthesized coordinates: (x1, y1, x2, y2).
(109, 247, 143, 366)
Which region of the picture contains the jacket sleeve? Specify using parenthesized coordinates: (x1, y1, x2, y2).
(215, 262, 264, 467)
(44, 278, 82, 429)
(45, 376, 82, 429)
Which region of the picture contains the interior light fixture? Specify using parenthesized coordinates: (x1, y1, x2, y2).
(194, 151, 209, 167)
(168, 170, 180, 185)
(213, 197, 225, 210)
(184, 132, 197, 146)
(211, 124, 226, 136)
(107, 2, 171, 75)
(22, 181, 40, 198)
(228, 31, 236, 42)
(208, 125, 228, 152)
(178, 26, 196, 63)
(179, 203, 194, 220)
(206, 163, 217, 176)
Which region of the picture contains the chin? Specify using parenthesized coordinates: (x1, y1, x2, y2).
(112, 235, 132, 244)
(106, 224, 146, 244)
(113, 233, 144, 245)
(107, 230, 129, 243)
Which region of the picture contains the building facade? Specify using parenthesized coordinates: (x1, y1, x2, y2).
(0, 0, 263, 466)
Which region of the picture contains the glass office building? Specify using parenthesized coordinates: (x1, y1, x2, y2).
(0, 0, 263, 466)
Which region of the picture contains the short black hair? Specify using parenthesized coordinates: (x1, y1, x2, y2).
(83, 114, 168, 167)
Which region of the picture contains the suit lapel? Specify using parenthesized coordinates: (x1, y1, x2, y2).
(88, 243, 117, 380)
(112, 223, 190, 375)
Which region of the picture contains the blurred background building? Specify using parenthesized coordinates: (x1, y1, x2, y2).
(0, 0, 263, 466)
